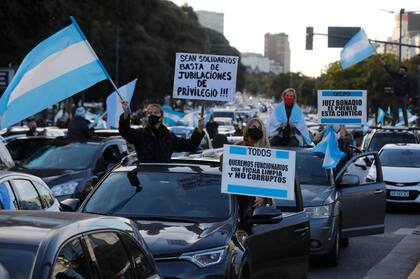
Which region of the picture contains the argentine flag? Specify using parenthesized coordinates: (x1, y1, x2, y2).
(106, 79, 137, 128)
(377, 107, 386, 124)
(0, 19, 108, 129)
(340, 29, 376, 70)
(311, 127, 345, 169)
(163, 105, 184, 126)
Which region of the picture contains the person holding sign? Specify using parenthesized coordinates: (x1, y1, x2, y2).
(267, 88, 312, 147)
(119, 101, 205, 162)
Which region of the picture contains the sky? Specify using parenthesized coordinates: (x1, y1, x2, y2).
(170, 0, 419, 77)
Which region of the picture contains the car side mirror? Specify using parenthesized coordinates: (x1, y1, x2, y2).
(247, 206, 283, 225)
(338, 174, 360, 187)
(60, 198, 80, 212)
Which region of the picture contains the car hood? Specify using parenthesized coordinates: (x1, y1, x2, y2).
(135, 220, 233, 258)
(383, 166, 420, 183)
(301, 184, 335, 207)
(13, 167, 89, 186)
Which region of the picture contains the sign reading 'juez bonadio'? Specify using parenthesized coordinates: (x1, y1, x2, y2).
(173, 52, 239, 102)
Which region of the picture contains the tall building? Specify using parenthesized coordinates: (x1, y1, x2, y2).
(241, 53, 283, 74)
(264, 33, 290, 73)
(196, 10, 224, 34)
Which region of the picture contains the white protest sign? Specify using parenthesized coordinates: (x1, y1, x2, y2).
(173, 52, 239, 102)
(317, 90, 367, 125)
(221, 145, 296, 200)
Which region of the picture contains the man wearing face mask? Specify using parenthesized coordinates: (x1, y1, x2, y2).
(119, 102, 205, 162)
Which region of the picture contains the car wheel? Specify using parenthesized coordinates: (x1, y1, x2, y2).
(340, 238, 349, 248)
(323, 224, 340, 266)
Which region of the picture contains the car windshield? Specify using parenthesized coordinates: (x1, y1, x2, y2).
(368, 133, 416, 152)
(0, 243, 38, 279)
(380, 149, 420, 168)
(83, 172, 232, 222)
(21, 142, 98, 170)
(296, 152, 330, 185)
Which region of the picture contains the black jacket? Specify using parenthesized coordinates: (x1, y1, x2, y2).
(384, 66, 410, 96)
(119, 114, 204, 162)
(67, 116, 93, 141)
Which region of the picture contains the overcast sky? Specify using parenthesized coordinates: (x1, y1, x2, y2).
(170, 0, 419, 77)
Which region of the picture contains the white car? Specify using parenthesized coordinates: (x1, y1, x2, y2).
(371, 144, 420, 204)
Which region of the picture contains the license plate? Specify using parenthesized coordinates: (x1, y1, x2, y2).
(390, 191, 409, 197)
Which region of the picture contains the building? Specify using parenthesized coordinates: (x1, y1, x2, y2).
(264, 33, 291, 73)
(240, 53, 283, 75)
(196, 10, 224, 34)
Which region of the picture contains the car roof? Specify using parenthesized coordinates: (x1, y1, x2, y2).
(114, 160, 222, 175)
(381, 143, 420, 150)
(0, 211, 134, 247)
(0, 170, 45, 182)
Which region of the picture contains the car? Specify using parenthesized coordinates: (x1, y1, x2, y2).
(168, 126, 213, 157)
(0, 171, 59, 211)
(273, 147, 386, 266)
(12, 137, 128, 201)
(214, 117, 236, 136)
(0, 211, 162, 279)
(368, 144, 420, 205)
(361, 127, 420, 153)
(73, 156, 310, 278)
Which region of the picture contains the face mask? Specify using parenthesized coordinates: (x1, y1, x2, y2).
(248, 127, 263, 141)
(148, 115, 161, 126)
(284, 96, 295, 106)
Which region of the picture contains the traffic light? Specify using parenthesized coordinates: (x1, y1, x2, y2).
(306, 27, 313, 50)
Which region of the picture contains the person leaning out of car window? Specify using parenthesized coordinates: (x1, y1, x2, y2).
(221, 117, 272, 229)
(120, 101, 205, 163)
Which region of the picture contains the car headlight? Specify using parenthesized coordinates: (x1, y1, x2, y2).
(305, 204, 333, 219)
(51, 181, 79, 197)
(179, 246, 227, 268)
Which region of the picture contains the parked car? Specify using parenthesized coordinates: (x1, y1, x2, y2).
(72, 157, 310, 278)
(12, 137, 128, 201)
(273, 147, 386, 266)
(367, 144, 420, 205)
(361, 127, 420, 152)
(0, 211, 162, 279)
(0, 171, 59, 211)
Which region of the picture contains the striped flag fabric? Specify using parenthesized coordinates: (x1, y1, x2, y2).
(340, 29, 376, 69)
(311, 127, 345, 169)
(163, 105, 184, 126)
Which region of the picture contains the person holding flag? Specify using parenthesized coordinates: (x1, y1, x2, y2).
(119, 101, 205, 163)
(67, 106, 94, 142)
(267, 88, 312, 147)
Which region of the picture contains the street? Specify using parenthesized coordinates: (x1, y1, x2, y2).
(309, 205, 420, 279)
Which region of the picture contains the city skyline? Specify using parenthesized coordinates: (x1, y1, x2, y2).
(171, 0, 420, 77)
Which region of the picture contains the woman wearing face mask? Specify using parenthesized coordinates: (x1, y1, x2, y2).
(119, 102, 205, 162)
(267, 88, 312, 147)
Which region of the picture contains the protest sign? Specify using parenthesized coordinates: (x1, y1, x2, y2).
(221, 145, 296, 200)
(173, 52, 239, 102)
(317, 90, 367, 124)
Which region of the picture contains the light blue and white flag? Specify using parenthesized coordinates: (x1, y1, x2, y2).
(311, 127, 345, 169)
(377, 107, 386, 124)
(361, 118, 375, 134)
(340, 29, 376, 70)
(106, 79, 137, 128)
(163, 105, 185, 126)
(0, 19, 108, 129)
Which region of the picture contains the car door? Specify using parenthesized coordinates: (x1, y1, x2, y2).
(245, 180, 310, 279)
(335, 152, 386, 238)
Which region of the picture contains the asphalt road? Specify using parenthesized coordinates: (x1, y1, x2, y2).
(309, 205, 420, 279)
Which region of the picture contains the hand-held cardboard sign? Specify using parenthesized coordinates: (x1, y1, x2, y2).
(318, 90, 367, 125)
(173, 52, 239, 102)
(221, 145, 296, 201)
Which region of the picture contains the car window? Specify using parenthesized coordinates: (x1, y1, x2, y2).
(0, 181, 17, 210)
(51, 238, 92, 279)
(0, 243, 38, 279)
(13, 179, 42, 210)
(34, 181, 55, 208)
(21, 142, 99, 170)
(380, 149, 420, 168)
(345, 155, 377, 184)
(83, 172, 232, 222)
(86, 232, 135, 279)
(368, 133, 416, 152)
(6, 139, 48, 161)
(296, 152, 330, 185)
(120, 233, 155, 278)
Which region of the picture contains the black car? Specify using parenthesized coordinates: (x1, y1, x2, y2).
(0, 211, 161, 279)
(13, 137, 128, 201)
(72, 157, 310, 278)
(361, 127, 420, 152)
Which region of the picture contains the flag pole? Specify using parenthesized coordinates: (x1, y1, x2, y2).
(69, 16, 125, 102)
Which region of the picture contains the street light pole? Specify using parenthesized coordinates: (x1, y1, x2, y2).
(399, 8, 405, 67)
